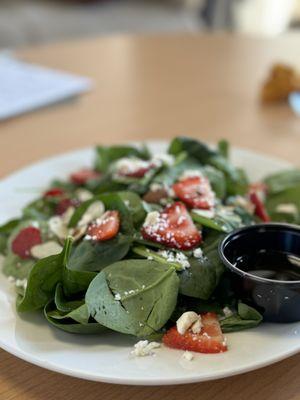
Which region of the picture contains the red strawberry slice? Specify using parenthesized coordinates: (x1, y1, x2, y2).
(163, 313, 227, 354)
(86, 210, 120, 241)
(43, 187, 65, 198)
(11, 226, 42, 259)
(249, 183, 270, 222)
(172, 176, 215, 210)
(141, 201, 202, 250)
(70, 168, 101, 185)
(117, 160, 155, 179)
(55, 198, 79, 216)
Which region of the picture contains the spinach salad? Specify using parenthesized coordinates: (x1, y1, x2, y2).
(1, 137, 299, 355)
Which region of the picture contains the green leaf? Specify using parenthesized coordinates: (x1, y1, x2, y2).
(117, 191, 146, 227)
(44, 301, 106, 334)
(86, 259, 179, 337)
(17, 237, 73, 312)
(264, 169, 300, 194)
(68, 235, 132, 272)
(95, 144, 150, 172)
(220, 303, 263, 333)
(2, 253, 35, 280)
(168, 137, 248, 195)
(54, 283, 84, 313)
(191, 206, 243, 233)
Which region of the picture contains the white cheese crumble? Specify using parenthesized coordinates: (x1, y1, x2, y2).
(275, 203, 298, 215)
(176, 311, 199, 335)
(158, 250, 190, 270)
(15, 278, 27, 290)
(75, 188, 93, 202)
(182, 351, 194, 361)
(115, 157, 151, 175)
(31, 241, 63, 259)
(179, 170, 204, 180)
(193, 248, 203, 259)
(114, 293, 121, 301)
(131, 340, 161, 357)
(223, 307, 233, 318)
(143, 211, 161, 228)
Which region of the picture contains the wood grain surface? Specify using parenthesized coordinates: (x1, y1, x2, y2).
(0, 33, 300, 399)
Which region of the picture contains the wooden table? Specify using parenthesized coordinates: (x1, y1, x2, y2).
(0, 33, 300, 400)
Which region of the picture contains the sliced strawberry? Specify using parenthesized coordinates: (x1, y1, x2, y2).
(163, 313, 227, 354)
(121, 165, 152, 178)
(86, 210, 120, 241)
(141, 201, 202, 250)
(55, 198, 79, 216)
(249, 183, 270, 222)
(43, 187, 65, 198)
(70, 168, 101, 185)
(172, 176, 215, 210)
(11, 226, 42, 259)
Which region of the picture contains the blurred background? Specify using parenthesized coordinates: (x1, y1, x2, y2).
(1, 0, 300, 48)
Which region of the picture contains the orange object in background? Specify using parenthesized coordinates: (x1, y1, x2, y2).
(261, 63, 300, 103)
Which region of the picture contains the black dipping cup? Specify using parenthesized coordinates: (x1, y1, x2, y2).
(219, 223, 300, 323)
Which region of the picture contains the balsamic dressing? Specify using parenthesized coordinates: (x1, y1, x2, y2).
(234, 250, 300, 282)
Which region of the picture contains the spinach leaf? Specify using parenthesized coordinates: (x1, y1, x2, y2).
(95, 144, 150, 172)
(17, 237, 73, 312)
(264, 169, 300, 194)
(86, 260, 179, 337)
(218, 139, 229, 159)
(220, 303, 263, 333)
(54, 283, 84, 312)
(168, 137, 248, 195)
(191, 206, 243, 233)
(44, 301, 106, 334)
(117, 191, 146, 227)
(68, 235, 132, 272)
(62, 267, 96, 297)
(0, 218, 20, 254)
(265, 187, 300, 223)
(2, 253, 34, 280)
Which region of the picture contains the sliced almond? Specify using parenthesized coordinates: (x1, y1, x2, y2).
(31, 241, 63, 259)
(48, 216, 69, 240)
(78, 201, 105, 227)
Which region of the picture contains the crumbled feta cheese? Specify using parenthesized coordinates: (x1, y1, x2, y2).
(75, 188, 93, 202)
(131, 340, 161, 357)
(31, 241, 63, 259)
(223, 307, 233, 318)
(150, 183, 164, 192)
(191, 317, 203, 334)
(158, 250, 190, 270)
(179, 170, 204, 180)
(182, 351, 194, 361)
(15, 278, 27, 290)
(7, 275, 15, 283)
(78, 201, 105, 227)
(115, 157, 150, 176)
(143, 211, 161, 227)
(193, 248, 203, 259)
(192, 209, 215, 219)
(275, 203, 298, 215)
(176, 311, 199, 335)
(48, 216, 69, 240)
(114, 293, 121, 301)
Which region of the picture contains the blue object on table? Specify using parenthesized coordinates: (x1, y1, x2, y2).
(0, 53, 92, 121)
(288, 92, 300, 116)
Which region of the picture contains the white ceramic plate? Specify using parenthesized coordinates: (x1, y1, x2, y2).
(0, 141, 299, 386)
